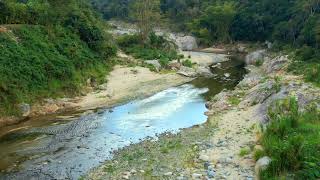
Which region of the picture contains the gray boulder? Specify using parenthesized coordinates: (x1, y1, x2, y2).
(245, 50, 267, 65)
(19, 103, 31, 117)
(145, 60, 162, 72)
(177, 66, 197, 77)
(176, 36, 198, 51)
(196, 66, 214, 77)
(263, 55, 288, 74)
(255, 156, 271, 179)
(239, 80, 277, 108)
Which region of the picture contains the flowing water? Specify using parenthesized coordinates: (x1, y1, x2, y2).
(0, 54, 245, 180)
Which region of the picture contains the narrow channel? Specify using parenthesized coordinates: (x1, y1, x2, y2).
(0, 54, 246, 180)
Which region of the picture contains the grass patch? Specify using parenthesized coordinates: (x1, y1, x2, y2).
(288, 46, 320, 87)
(260, 97, 320, 179)
(239, 147, 250, 157)
(228, 96, 241, 106)
(182, 59, 193, 68)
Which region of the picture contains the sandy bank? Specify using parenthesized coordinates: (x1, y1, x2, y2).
(0, 65, 192, 128)
(76, 65, 193, 111)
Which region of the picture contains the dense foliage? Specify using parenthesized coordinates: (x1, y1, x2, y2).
(0, 0, 117, 115)
(92, 0, 320, 85)
(257, 97, 320, 179)
(117, 33, 180, 65)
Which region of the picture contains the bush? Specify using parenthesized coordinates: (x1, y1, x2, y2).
(116, 33, 179, 62)
(260, 97, 320, 179)
(296, 45, 315, 61)
(182, 59, 193, 68)
(0, 25, 115, 115)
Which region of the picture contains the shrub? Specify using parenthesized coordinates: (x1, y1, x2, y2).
(260, 97, 320, 179)
(182, 59, 193, 68)
(117, 33, 180, 62)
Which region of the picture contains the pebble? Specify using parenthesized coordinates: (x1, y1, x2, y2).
(204, 162, 211, 169)
(207, 170, 216, 178)
(192, 173, 202, 179)
(164, 172, 173, 176)
(130, 169, 137, 174)
(139, 170, 145, 173)
(199, 154, 210, 161)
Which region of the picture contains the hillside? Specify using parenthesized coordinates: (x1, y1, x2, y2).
(0, 0, 117, 116)
(92, 0, 320, 86)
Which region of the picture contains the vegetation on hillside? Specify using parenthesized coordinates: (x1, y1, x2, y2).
(92, 0, 320, 85)
(257, 97, 320, 179)
(0, 0, 117, 115)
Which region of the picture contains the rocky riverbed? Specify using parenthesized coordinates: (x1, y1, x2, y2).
(86, 50, 320, 180)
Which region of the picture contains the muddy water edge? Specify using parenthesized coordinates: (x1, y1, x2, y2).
(0, 54, 246, 180)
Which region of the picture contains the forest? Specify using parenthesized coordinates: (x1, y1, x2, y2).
(92, 0, 320, 85)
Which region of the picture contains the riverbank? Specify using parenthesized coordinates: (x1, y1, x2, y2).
(87, 50, 320, 179)
(0, 64, 192, 129)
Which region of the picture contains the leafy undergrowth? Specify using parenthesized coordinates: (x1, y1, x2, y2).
(0, 0, 117, 116)
(116, 33, 181, 66)
(258, 97, 320, 179)
(0, 25, 116, 115)
(87, 119, 218, 179)
(288, 46, 320, 87)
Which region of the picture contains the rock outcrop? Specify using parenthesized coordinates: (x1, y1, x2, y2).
(175, 36, 198, 51)
(245, 50, 267, 65)
(177, 66, 197, 77)
(262, 55, 288, 74)
(145, 60, 162, 72)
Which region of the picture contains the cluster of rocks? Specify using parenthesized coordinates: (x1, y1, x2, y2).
(203, 51, 320, 180)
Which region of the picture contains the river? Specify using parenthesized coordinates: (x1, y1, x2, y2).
(0, 54, 245, 180)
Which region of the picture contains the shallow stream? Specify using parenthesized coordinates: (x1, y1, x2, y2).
(0, 53, 245, 180)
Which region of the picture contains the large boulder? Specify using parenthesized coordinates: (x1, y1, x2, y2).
(255, 156, 271, 179)
(245, 50, 267, 65)
(196, 66, 214, 77)
(177, 66, 197, 77)
(239, 80, 277, 108)
(145, 60, 162, 72)
(176, 36, 198, 51)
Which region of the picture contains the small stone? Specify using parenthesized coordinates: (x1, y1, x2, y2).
(139, 170, 145, 173)
(192, 173, 202, 179)
(164, 172, 173, 176)
(255, 156, 271, 177)
(204, 161, 211, 169)
(199, 154, 210, 161)
(130, 169, 137, 174)
(207, 170, 216, 178)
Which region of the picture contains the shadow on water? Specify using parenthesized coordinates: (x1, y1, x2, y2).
(0, 54, 246, 180)
(192, 54, 246, 99)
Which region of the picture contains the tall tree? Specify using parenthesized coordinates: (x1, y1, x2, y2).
(130, 0, 160, 43)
